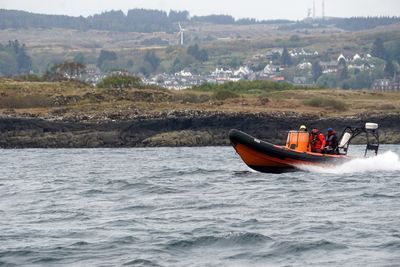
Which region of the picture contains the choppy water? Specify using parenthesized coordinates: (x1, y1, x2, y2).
(1, 145, 400, 267)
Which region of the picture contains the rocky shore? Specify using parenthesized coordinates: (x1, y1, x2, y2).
(0, 110, 399, 148)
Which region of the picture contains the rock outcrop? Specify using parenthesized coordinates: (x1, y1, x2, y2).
(0, 111, 399, 148)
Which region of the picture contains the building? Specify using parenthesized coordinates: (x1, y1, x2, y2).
(293, 76, 308, 85)
(320, 61, 338, 74)
(372, 77, 400, 91)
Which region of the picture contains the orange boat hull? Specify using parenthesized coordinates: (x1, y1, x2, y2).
(229, 129, 348, 173)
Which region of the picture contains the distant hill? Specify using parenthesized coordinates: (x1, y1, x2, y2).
(279, 17, 400, 31)
(1, 9, 399, 33)
(329, 17, 400, 31)
(0, 9, 293, 33)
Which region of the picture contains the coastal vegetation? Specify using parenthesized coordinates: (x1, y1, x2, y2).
(303, 97, 348, 111)
(97, 75, 142, 89)
(191, 80, 296, 94)
(0, 78, 399, 121)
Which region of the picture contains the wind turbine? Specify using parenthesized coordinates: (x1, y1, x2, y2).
(178, 23, 185, 46)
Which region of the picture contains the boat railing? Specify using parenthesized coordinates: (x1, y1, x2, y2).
(338, 123, 379, 156)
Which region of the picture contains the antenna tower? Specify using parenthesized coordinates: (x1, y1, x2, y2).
(313, 1, 316, 19)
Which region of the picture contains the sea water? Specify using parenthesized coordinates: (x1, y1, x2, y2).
(1, 146, 399, 266)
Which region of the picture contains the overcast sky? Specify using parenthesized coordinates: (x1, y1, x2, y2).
(1, 0, 399, 20)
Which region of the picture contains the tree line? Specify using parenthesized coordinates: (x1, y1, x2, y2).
(280, 17, 400, 32)
(0, 9, 294, 33)
(0, 40, 32, 76)
(0, 9, 293, 33)
(2, 9, 399, 33)
(332, 17, 400, 31)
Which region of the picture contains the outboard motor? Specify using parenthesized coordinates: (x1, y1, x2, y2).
(364, 123, 379, 157)
(338, 122, 379, 157)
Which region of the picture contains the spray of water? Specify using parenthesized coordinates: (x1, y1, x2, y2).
(296, 151, 400, 174)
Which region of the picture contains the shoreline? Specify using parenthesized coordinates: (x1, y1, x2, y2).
(1, 111, 399, 148)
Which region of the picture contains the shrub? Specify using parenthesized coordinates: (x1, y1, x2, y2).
(212, 90, 239, 100)
(97, 74, 142, 89)
(178, 93, 210, 103)
(191, 80, 297, 94)
(258, 95, 270, 105)
(304, 97, 347, 111)
(0, 94, 52, 109)
(16, 74, 43, 82)
(377, 104, 396, 110)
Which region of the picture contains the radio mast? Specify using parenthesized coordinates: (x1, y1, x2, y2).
(313, 1, 316, 19)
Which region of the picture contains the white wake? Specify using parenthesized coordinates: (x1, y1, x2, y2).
(296, 151, 400, 174)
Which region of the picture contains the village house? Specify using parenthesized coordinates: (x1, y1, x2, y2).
(262, 63, 283, 76)
(372, 77, 400, 91)
(293, 76, 308, 84)
(296, 62, 312, 70)
(289, 48, 317, 58)
(320, 61, 338, 74)
(84, 64, 104, 85)
(265, 49, 283, 60)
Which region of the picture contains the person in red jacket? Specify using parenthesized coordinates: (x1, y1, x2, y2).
(310, 127, 326, 153)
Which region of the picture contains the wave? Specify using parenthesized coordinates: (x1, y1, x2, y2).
(176, 168, 222, 176)
(145, 185, 184, 194)
(225, 239, 347, 261)
(376, 240, 400, 249)
(123, 259, 162, 266)
(233, 170, 254, 176)
(32, 257, 61, 264)
(71, 241, 89, 246)
(361, 193, 400, 199)
(264, 239, 348, 258)
(0, 249, 35, 258)
(197, 203, 240, 210)
(296, 151, 400, 174)
(230, 218, 260, 228)
(81, 189, 111, 195)
(117, 205, 155, 211)
(111, 235, 139, 245)
(166, 232, 272, 249)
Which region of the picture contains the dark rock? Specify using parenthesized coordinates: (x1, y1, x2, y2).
(0, 112, 399, 148)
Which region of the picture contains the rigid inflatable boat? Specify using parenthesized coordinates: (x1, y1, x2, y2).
(229, 123, 379, 173)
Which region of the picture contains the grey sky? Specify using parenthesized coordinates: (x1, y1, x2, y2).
(1, 0, 399, 20)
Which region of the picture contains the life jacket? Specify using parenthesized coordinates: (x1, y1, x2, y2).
(326, 132, 336, 146)
(310, 131, 326, 150)
(326, 131, 338, 149)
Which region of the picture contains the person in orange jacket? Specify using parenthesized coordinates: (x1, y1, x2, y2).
(310, 127, 326, 153)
